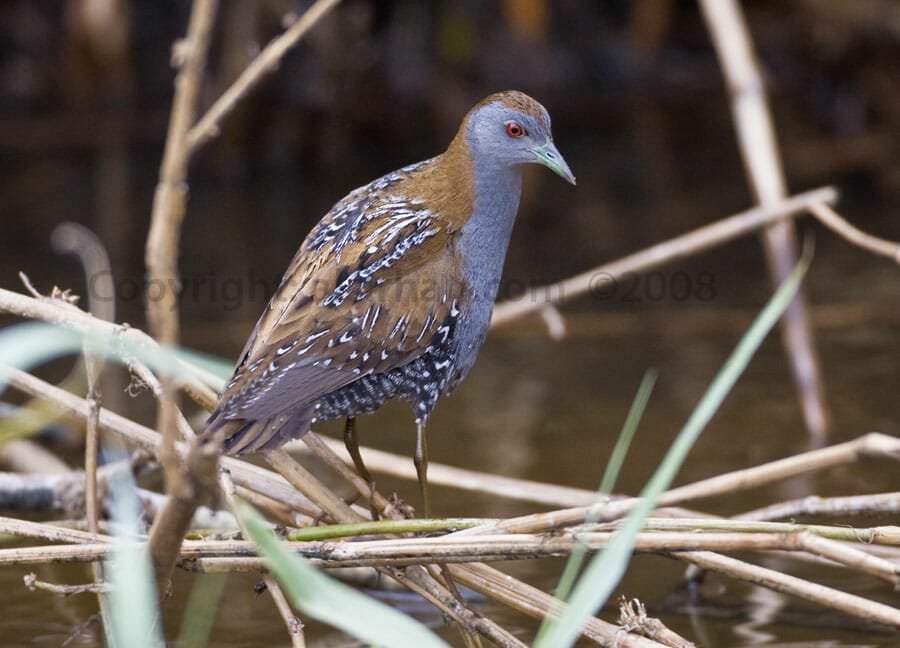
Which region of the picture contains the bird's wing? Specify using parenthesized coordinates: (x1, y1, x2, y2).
(210, 165, 466, 424)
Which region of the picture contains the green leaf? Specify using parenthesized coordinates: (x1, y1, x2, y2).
(553, 369, 657, 603)
(536, 244, 813, 648)
(175, 573, 228, 648)
(237, 500, 450, 648)
(105, 471, 164, 648)
(0, 320, 230, 393)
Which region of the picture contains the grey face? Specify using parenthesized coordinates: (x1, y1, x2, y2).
(466, 102, 576, 184)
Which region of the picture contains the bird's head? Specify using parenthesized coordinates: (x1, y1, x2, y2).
(464, 90, 576, 185)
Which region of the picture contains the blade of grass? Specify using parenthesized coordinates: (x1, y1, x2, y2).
(237, 499, 450, 648)
(553, 369, 657, 602)
(599, 368, 658, 496)
(536, 243, 813, 648)
(175, 573, 229, 648)
(0, 323, 81, 379)
(175, 347, 234, 380)
(0, 321, 230, 392)
(105, 469, 164, 648)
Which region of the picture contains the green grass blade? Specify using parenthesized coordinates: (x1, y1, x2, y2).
(0, 322, 82, 379)
(598, 368, 658, 496)
(237, 500, 450, 648)
(0, 320, 233, 392)
(175, 347, 234, 380)
(105, 471, 164, 648)
(553, 369, 657, 603)
(175, 573, 228, 648)
(536, 246, 812, 648)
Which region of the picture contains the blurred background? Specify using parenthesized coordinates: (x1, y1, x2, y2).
(1, 0, 899, 644)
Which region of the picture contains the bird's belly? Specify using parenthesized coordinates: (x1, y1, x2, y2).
(311, 373, 399, 422)
(309, 290, 495, 427)
(445, 288, 495, 385)
(310, 342, 459, 425)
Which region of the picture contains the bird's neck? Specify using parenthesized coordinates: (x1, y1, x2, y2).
(438, 123, 524, 302)
(406, 126, 523, 299)
(459, 162, 522, 286)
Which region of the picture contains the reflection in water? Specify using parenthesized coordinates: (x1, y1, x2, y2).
(734, 587, 782, 644)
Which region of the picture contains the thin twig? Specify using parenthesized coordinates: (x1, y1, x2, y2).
(0, 287, 221, 406)
(186, 0, 343, 154)
(457, 432, 900, 535)
(83, 305, 106, 618)
(490, 186, 837, 326)
(809, 202, 900, 262)
(24, 573, 110, 596)
(737, 491, 900, 521)
(145, 0, 218, 346)
(677, 551, 900, 629)
(46, 223, 116, 546)
(143, 0, 219, 597)
(699, 0, 829, 440)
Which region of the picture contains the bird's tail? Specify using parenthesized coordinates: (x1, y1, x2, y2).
(203, 406, 314, 455)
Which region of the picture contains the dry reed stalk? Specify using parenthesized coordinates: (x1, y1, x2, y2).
(737, 491, 900, 520)
(0, 287, 221, 406)
(144, 0, 217, 348)
(491, 186, 836, 326)
(677, 550, 900, 629)
(305, 434, 599, 507)
(625, 517, 900, 545)
(0, 516, 112, 545)
(458, 432, 900, 535)
(2, 527, 897, 574)
(186, 0, 343, 154)
(809, 202, 900, 262)
(699, 0, 828, 441)
(143, 0, 219, 594)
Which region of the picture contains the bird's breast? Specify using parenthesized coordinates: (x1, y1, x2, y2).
(450, 168, 523, 382)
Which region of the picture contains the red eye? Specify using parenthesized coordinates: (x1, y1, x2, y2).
(505, 121, 525, 138)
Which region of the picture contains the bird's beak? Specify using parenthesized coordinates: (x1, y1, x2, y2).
(530, 139, 576, 185)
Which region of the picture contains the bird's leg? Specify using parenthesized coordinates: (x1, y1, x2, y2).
(414, 422, 431, 518)
(343, 416, 379, 520)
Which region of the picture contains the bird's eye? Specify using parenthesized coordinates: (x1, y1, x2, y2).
(505, 121, 526, 138)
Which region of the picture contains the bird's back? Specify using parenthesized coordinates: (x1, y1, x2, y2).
(206, 155, 474, 453)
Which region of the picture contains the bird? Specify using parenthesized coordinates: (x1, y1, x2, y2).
(204, 90, 575, 516)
